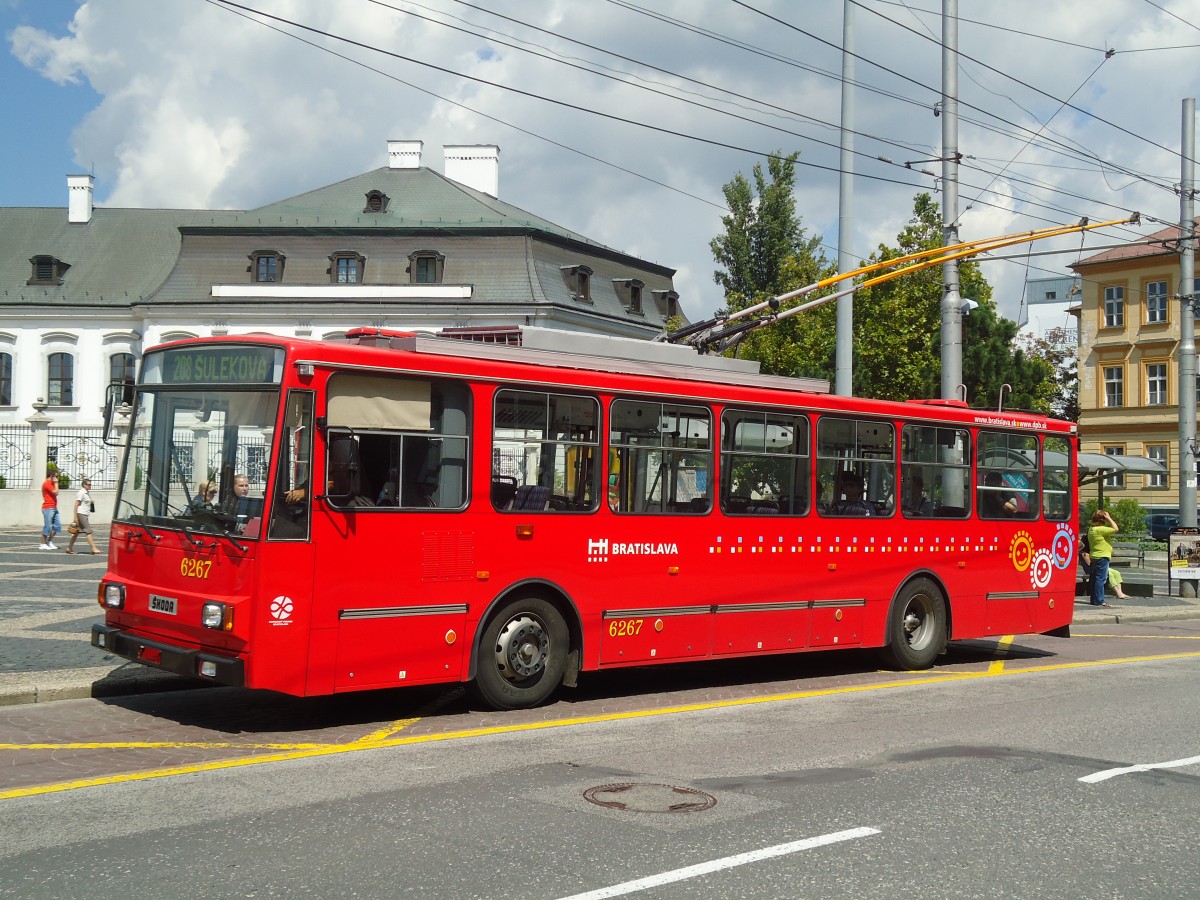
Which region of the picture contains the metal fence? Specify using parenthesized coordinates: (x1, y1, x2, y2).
(0, 424, 270, 493)
(48, 427, 123, 490)
(0, 425, 32, 489)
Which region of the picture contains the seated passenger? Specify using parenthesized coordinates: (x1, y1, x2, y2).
(980, 471, 1018, 517)
(832, 473, 874, 516)
(904, 474, 932, 516)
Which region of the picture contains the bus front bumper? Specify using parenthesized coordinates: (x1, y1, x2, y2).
(91, 624, 245, 687)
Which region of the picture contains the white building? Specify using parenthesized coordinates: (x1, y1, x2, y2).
(0, 141, 683, 521)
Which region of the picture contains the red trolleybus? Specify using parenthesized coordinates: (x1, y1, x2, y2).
(92, 327, 1078, 710)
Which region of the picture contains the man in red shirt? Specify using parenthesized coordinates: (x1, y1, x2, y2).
(39, 466, 60, 551)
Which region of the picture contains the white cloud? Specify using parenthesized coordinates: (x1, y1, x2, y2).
(8, 0, 1200, 322)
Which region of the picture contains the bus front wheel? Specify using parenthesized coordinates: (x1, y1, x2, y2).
(472, 597, 569, 710)
(880, 578, 946, 670)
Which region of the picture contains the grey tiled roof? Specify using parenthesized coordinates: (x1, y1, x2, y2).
(0, 207, 242, 308)
(247, 167, 608, 247)
(0, 167, 675, 329)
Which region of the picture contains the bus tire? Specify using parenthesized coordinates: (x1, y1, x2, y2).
(879, 578, 946, 670)
(471, 597, 569, 710)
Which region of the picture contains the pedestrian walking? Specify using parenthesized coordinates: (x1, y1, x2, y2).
(65, 478, 100, 555)
(38, 465, 60, 550)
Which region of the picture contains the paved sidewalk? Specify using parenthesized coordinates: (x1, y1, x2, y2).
(2, 529, 1199, 706)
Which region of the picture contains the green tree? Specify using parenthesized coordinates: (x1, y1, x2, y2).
(1081, 497, 1147, 537)
(1015, 332, 1079, 420)
(710, 190, 1059, 409)
(708, 152, 836, 374)
(710, 151, 830, 309)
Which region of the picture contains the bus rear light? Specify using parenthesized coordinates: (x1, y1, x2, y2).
(201, 601, 233, 631)
(102, 583, 125, 609)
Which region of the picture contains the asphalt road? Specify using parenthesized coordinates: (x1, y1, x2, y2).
(1, 624, 1198, 898)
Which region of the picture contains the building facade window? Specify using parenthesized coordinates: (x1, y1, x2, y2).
(408, 250, 445, 284)
(330, 251, 365, 284)
(1145, 443, 1168, 489)
(0, 352, 11, 406)
(1103, 286, 1124, 328)
(28, 255, 70, 286)
(1103, 366, 1123, 408)
(249, 250, 285, 283)
(1145, 362, 1167, 406)
(1146, 280, 1168, 324)
(109, 352, 136, 404)
(48, 352, 74, 406)
(1103, 445, 1125, 489)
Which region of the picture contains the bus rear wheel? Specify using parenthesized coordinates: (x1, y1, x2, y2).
(471, 597, 568, 710)
(880, 578, 946, 670)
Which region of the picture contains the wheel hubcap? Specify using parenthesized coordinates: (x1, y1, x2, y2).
(903, 596, 933, 649)
(495, 614, 549, 681)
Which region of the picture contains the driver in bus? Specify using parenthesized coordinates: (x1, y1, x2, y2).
(189, 481, 218, 512)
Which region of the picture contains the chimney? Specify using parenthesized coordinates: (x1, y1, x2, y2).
(387, 140, 423, 169)
(67, 174, 94, 224)
(443, 144, 499, 197)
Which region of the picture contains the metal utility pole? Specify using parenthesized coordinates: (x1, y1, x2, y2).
(1179, 98, 1197, 548)
(939, 0, 963, 400)
(835, 0, 855, 397)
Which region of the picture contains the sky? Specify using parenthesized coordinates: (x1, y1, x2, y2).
(3, 0, 1200, 326)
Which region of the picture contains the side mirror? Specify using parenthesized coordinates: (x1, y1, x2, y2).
(102, 383, 130, 447)
(326, 434, 361, 501)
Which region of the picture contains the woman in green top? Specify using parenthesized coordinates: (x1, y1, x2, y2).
(1088, 509, 1118, 607)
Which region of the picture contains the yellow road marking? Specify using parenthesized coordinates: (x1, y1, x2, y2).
(4, 649, 1200, 801)
(352, 718, 421, 745)
(988, 635, 1015, 674)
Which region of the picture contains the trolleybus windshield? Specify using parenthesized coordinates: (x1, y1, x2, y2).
(113, 344, 284, 537)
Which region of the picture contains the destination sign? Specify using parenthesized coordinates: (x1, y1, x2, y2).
(146, 346, 284, 385)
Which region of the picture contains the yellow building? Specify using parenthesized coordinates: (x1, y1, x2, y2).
(1072, 222, 1187, 514)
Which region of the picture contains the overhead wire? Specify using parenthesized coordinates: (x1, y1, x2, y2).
(204, 0, 1171, 285)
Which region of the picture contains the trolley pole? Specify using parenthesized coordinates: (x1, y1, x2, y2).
(939, 0, 963, 400)
(1178, 98, 1197, 597)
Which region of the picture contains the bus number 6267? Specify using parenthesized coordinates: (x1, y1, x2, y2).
(608, 618, 643, 637)
(180, 558, 213, 579)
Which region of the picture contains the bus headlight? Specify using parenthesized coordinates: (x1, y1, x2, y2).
(201, 601, 233, 631)
(101, 583, 125, 609)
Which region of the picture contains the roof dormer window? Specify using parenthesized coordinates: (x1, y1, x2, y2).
(561, 265, 593, 304)
(249, 250, 285, 283)
(364, 190, 390, 214)
(28, 255, 69, 286)
(614, 278, 645, 315)
(652, 289, 680, 321)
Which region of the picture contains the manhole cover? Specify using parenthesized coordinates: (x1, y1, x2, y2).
(583, 782, 717, 814)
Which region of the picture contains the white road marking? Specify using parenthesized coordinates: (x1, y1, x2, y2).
(1080, 754, 1200, 784)
(556, 826, 881, 900)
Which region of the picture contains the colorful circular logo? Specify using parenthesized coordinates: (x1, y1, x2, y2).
(1009, 531, 1035, 571)
(1051, 524, 1077, 570)
(1029, 548, 1054, 589)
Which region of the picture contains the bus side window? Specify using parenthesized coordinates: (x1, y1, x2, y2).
(900, 424, 970, 519)
(720, 408, 809, 517)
